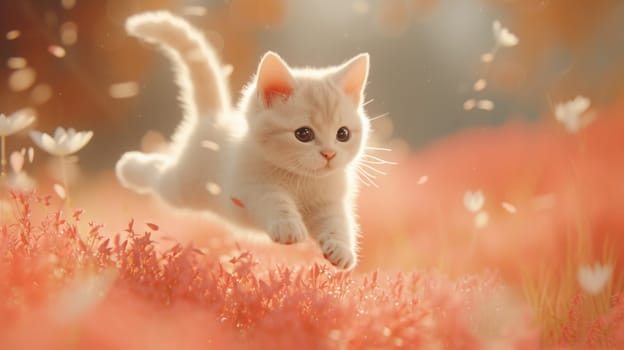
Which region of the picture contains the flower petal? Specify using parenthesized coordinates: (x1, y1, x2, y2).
(0, 109, 36, 136)
(71, 131, 93, 153)
(31, 130, 60, 156)
(54, 183, 67, 199)
(28, 147, 34, 163)
(29, 130, 44, 149)
(578, 264, 612, 295)
(54, 127, 68, 143)
(10, 151, 24, 173)
(492, 20, 519, 47)
(9, 108, 36, 131)
(31, 127, 93, 156)
(554, 96, 592, 133)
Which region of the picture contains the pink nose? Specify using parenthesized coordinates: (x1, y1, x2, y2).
(320, 150, 336, 160)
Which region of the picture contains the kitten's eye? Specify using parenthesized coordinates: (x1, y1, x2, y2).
(336, 126, 350, 142)
(294, 127, 315, 143)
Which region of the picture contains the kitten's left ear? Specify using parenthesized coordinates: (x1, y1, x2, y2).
(256, 51, 294, 107)
(334, 53, 370, 105)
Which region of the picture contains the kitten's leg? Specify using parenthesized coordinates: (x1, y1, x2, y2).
(306, 202, 357, 270)
(245, 187, 308, 244)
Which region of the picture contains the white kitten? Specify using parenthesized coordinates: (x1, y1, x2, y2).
(116, 11, 371, 269)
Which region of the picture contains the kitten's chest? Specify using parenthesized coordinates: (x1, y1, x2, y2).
(285, 175, 346, 212)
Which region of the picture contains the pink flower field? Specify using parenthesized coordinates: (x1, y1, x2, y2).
(2, 105, 624, 349)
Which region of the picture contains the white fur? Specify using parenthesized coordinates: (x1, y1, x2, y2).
(116, 11, 371, 269)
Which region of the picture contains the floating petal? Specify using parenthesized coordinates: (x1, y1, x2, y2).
(206, 182, 222, 195)
(48, 45, 67, 58)
(6, 30, 20, 40)
(501, 202, 517, 214)
(493, 20, 519, 47)
(10, 151, 24, 173)
(464, 190, 485, 213)
(54, 183, 67, 199)
(578, 264, 612, 295)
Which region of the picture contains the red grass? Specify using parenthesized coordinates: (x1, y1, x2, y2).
(0, 191, 539, 349)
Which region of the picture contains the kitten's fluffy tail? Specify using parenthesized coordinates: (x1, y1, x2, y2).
(126, 11, 230, 116)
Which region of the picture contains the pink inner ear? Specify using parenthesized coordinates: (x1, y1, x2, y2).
(342, 67, 367, 103)
(257, 52, 294, 107)
(344, 82, 360, 97)
(339, 54, 369, 105)
(263, 84, 293, 107)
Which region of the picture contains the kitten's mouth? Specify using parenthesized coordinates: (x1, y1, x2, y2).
(303, 163, 335, 177)
(291, 158, 340, 177)
(316, 161, 337, 175)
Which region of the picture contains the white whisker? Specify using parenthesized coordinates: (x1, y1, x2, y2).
(369, 112, 389, 122)
(362, 98, 374, 107)
(362, 177, 377, 188)
(363, 175, 379, 188)
(356, 172, 372, 187)
(361, 154, 397, 165)
(359, 163, 386, 175)
(357, 168, 378, 187)
(366, 146, 392, 152)
(360, 159, 393, 166)
(357, 166, 377, 180)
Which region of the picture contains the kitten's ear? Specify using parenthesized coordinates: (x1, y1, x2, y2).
(256, 51, 294, 107)
(335, 53, 369, 105)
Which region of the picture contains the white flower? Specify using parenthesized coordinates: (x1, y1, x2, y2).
(0, 108, 36, 136)
(464, 190, 485, 213)
(578, 263, 612, 295)
(493, 20, 519, 47)
(30, 127, 93, 157)
(501, 201, 517, 214)
(555, 96, 592, 133)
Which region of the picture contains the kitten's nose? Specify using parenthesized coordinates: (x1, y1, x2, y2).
(320, 150, 336, 160)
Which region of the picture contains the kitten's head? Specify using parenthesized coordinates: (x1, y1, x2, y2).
(246, 52, 370, 177)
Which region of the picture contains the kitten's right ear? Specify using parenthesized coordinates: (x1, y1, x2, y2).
(256, 52, 294, 107)
(334, 53, 369, 105)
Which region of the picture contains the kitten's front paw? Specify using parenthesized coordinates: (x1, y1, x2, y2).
(318, 235, 356, 270)
(267, 217, 307, 245)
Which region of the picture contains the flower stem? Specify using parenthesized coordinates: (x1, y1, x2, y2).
(0, 136, 5, 227)
(1, 136, 6, 178)
(60, 155, 72, 208)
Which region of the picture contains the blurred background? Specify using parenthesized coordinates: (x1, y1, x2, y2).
(2, 0, 624, 173)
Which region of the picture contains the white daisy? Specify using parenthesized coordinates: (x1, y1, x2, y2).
(30, 127, 93, 157)
(0, 108, 36, 137)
